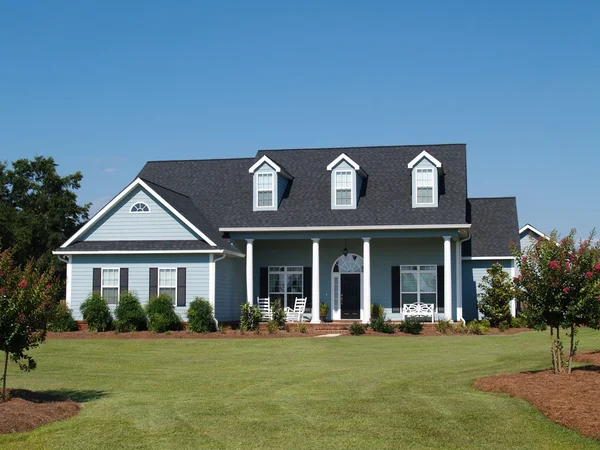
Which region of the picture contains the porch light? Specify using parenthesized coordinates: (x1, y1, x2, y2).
(343, 239, 348, 256)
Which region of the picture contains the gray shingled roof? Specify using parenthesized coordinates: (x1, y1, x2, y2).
(462, 198, 520, 257)
(138, 144, 469, 228)
(60, 240, 216, 252)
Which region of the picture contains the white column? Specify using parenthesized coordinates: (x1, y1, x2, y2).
(245, 239, 254, 305)
(443, 236, 453, 321)
(510, 261, 517, 317)
(66, 257, 72, 308)
(455, 240, 462, 322)
(362, 237, 371, 324)
(310, 238, 321, 323)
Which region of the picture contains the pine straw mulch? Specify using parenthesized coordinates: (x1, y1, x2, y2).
(474, 350, 600, 440)
(0, 389, 81, 435)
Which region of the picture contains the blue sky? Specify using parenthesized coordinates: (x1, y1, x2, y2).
(1, 1, 598, 236)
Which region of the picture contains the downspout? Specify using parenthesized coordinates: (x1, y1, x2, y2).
(211, 254, 227, 328)
(457, 229, 471, 325)
(57, 255, 69, 264)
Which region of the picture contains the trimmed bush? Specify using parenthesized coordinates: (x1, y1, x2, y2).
(510, 316, 526, 328)
(369, 316, 395, 334)
(114, 291, 146, 332)
(371, 303, 385, 319)
(266, 320, 279, 334)
(80, 292, 112, 332)
(479, 318, 491, 332)
(398, 317, 423, 335)
(240, 303, 261, 331)
(435, 319, 454, 334)
(271, 299, 286, 329)
(146, 294, 182, 333)
(498, 320, 510, 332)
(47, 300, 78, 332)
(349, 322, 365, 335)
(466, 320, 485, 335)
(187, 297, 216, 333)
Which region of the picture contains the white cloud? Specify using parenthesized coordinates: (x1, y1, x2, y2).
(103, 167, 116, 174)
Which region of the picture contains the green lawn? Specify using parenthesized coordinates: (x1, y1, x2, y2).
(1, 330, 600, 449)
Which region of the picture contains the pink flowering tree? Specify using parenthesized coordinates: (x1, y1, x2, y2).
(0, 249, 57, 401)
(513, 230, 600, 374)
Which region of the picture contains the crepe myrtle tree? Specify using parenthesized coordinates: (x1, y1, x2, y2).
(513, 230, 600, 374)
(0, 249, 57, 401)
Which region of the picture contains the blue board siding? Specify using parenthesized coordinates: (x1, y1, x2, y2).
(251, 237, 458, 320)
(277, 175, 288, 206)
(82, 187, 199, 241)
(520, 232, 536, 253)
(215, 256, 246, 322)
(70, 254, 210, 321)
(461, 259, 513, 321)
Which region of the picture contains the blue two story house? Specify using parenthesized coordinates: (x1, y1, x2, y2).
(55, 144, 519, 324)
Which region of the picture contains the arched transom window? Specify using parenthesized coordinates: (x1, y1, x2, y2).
(333, 254, 364, 273)
(130, 202, 150, 213)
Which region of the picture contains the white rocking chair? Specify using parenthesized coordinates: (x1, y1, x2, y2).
(257, 297, 272, 321)
(285, 297, 307, 323)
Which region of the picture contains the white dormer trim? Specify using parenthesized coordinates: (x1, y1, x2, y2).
(519, 224, 548, 240)
(249, 155, 282, 174)
(327, 153, 360, 171)
(60, 178, 217, 248)
(407, 150, 442, 169)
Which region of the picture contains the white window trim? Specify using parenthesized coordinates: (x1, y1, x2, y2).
(415, 168, 435, 205)
(333, 169, 354, 207)
(101, 268, 120, 306)
(158, 267, 178, 304)
(268, 266, 303, 310)
(256, 173, 275, 209)
(129, 202, 151, 214)
(400, 265, 437, 309)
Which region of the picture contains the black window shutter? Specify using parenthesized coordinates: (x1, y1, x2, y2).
(120, 268, 129, 294)
(437, 265, 444, 309)
(391, 266, 400, 313)
(93, 268, 101, 294)
(303, 267, 312, 312)
(259, 267, 268, 298)
(149, 268, 158, 299)
(177, 267, 186, 307)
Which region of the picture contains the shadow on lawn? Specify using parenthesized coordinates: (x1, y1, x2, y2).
(11, 389, 109, 403)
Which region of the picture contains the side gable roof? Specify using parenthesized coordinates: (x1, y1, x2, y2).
(462, 197, 519, 257)
(519, 223, 548, 239)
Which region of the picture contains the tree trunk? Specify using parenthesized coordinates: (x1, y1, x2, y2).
(568, 324, 575, 374)
(1, 351, 8, 402)
(550, 326, 558, 374)
(556, 326, 563, 373)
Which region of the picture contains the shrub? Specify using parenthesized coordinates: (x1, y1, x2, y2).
(267, 320, 279, 334)
(498, 320, 510, 332)
(271, 299, 286, 329)
(371, 303, 385, 319)
(187, 297, 216, 333)
(398, 317, 423, 335)
(510, 317, 526, 328)
(466, 320, 485, 335)
(369, 316, 395, 334)
(453, 322, 469, 334)
(435, 319, 454, 334)
(319, 302, 328, 318)
(296, 323, 308, 333)
(349, 322, 365, 335)
(114, 291, 146, 332)
(240, 303, 261, 331)
(146, 295, 181, 333)
(47, 300, 77, 332)
(80, 292, 112, 332)
(479, 318, 491, 332)
(477, 263, 515, 327)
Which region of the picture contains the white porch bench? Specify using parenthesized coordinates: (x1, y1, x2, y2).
(402, 302, 435, 323)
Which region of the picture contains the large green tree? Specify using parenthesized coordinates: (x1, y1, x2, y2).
(0, 156, 90, 283)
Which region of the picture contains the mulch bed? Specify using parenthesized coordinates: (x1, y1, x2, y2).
(0, 389, 81, 435)
(474, 350, 600, 440)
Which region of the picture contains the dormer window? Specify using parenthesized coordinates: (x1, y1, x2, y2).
(408, 151, 442, 208)
(130, 202, 150, 213)
(256, 173, 274, 208)
(327, 153, 366, 210)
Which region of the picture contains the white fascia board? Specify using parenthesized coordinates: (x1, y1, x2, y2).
(519, 224, 548, 239)
(407, 150, 442, 169)
(326, 153, 361, 171)
(461, 256, 515, 260)
(60, 177, 217, 248)
(220, 224, 471, 232)
(53, 249, 245, 257)
(248, 155, 281, 174)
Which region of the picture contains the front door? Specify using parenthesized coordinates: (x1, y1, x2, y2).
(341, 273, 361, 320)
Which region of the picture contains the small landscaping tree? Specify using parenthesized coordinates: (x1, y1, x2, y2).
(114, 291, 146, 332)
(477, 263, 515, 327)
(187, 297, 216, 333)
(513, 229, 600, 374)
(80, 292, 112, 332)
(0, 249, 57, 402)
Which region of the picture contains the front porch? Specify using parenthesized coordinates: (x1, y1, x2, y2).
(231, 229, 468, 324)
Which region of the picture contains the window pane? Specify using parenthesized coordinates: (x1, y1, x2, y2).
(269, 274, 282, 292)
(103, 287, 118, 305)
(159, 287, 176, 303)
(335, 171, 352, 188)
(159, 268, 176, 287)
(420, 265, 436, 271)
(287, 267, 303, 272)
(416, 168, 433, 185)
(417, 187, 433, 204)
(287, 273, 303, 293)
(401, 265, 418, 271)
(258, 191, 273, 207)
(420, 293, 436, 305)
(401, 273, 418, 292)
(257, 173, 272, 189)
(420, 273, 437, 293)
(102, 269, 119, 287)
(402, 293, 418, 305)
(336, 189, 351, 205)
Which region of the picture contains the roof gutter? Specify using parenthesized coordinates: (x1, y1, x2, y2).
(52, 249, 245, 257)
(220, 224, 472, 233)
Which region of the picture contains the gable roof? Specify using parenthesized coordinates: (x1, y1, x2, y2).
(519, 223, 548, 239)
(462, 197, 520, 257)
(407, 150, 442, 169)
(138, 144, 468, 229)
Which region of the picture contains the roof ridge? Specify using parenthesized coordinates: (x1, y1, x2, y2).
(140, 178, 191, 199)
(468, 196, 516, 200)
(259, 143, 466, 152)
(145, 157, 255, 163)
